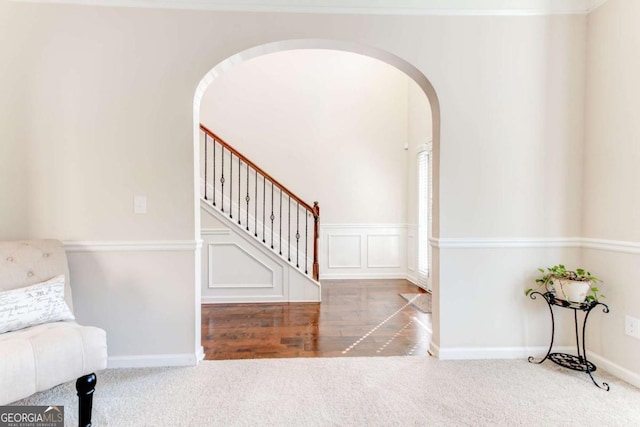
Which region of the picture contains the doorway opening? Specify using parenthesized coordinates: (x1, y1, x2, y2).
(193, 39, 441, 359)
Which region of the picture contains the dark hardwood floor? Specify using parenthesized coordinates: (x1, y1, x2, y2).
(201, 279, 432, 360)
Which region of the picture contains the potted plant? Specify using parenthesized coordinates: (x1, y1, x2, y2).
(525, 264, 604, 304)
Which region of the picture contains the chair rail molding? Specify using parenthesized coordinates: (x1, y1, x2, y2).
(63, 240, 202, 252)
(431, 237, 640, 254)
(581, 237, 640, 255)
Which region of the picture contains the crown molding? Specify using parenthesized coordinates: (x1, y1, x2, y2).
(11, 0, 610, 16)
(586, 0, 611, 13)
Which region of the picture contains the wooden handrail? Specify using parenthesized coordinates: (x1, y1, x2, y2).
(200, 124, 314, 213)
(200, 123, 320, 281)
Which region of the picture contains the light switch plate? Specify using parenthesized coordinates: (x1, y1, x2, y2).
(134, 195, 147, 214)
(625, 315, 639, 339)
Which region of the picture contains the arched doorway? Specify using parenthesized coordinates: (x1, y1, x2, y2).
(193, 39, 442, 356)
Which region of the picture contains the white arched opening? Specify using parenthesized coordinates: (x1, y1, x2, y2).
(192, 38, 442, 354)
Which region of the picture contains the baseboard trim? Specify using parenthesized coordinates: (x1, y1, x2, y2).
(428, 342, 440, 358)
(202, 296, 319, 304)
(107, 353, 199, 368)
(405, 275, 419, 286)
(431, 346, 640, 387)
(202, 295, 284, 304)
(196, 346, 205, 362)
(436, 346, 573, 360)
(322, 223, 409, 230)
(587, 352, 640, 389)
(317, 273, 425, 285)
(320, 272, 408, 280)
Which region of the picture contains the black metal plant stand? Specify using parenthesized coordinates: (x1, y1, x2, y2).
(527, 291, 610, 391)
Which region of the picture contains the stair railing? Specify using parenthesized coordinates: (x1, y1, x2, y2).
(200, 124, 320, 281)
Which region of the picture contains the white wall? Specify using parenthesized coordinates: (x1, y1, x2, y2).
(0, 2, 29, 239)
(583, 0, 640, 380)
(0, 0, 589, 365)
(200, 49, 410, 225)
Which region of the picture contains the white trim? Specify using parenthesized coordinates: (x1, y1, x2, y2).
(429, 345, 638, 388)
(207, 242, 275, 289)
(581, 238, 640, 255)
(436, 346, 574, 360)
(587, 0, 610, 13)
(58, 237, 640, 254)
(107, 353, 198, 368)
(405, 274, 419, 287)
(587, 352, 640, 389)
(201, 228, 231, 236)
(200, 198, 310, 268)
(202, 295, 283, 303)
(430, 237, 640, 254)
(11, 0, 598, 16)
(321, 224, 406, 277)
(196, 346, 205, 362)
(428, 341, 440, 358)
(366, 234, 402, 268)
(201, 201, 315, 279)
(327, 234, 362, 269)
(202, 295, 317, 304)
(431, 237, 582, 249)
(320, 272, 408, 280)
(319, 273, 423, 286)
(322, 223, 409, 230)
(63, 240, 202, 252)
(416, 141, 433, 154)
(200, 201, 320, 302)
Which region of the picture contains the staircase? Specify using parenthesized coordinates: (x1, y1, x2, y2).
(199, 124, 321, 303)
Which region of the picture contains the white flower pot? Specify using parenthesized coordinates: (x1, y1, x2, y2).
(552, 279, 591, 303)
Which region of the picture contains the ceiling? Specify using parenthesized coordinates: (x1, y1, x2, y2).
(15, 0, 610, 15)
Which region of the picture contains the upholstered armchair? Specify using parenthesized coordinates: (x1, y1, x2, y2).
(0, 240, 107, 427)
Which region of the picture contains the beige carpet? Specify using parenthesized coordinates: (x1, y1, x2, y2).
(399, 293, 432, 313)
(13, 357, 640, 426)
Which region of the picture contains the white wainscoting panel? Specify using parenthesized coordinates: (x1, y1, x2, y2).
(320, 224, 407, 280)
(207, 242, 274, 288)
(367, 234, 401, 268)
(201, 201, 321, 302)
(201, 228, 287, 302)
(327, 234, 362, 268)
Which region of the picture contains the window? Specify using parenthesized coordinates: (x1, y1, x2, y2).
(417, 142, 432, 291)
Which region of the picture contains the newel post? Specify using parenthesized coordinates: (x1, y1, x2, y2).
(312, 201, 320, 281)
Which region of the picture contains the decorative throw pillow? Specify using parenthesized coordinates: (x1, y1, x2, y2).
(0, 275, 75, 334)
